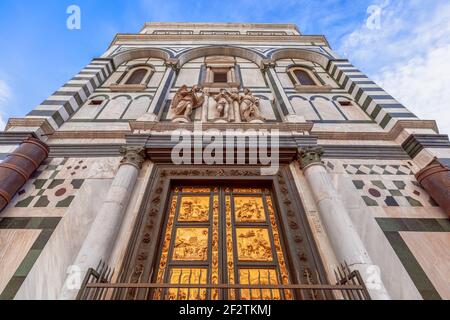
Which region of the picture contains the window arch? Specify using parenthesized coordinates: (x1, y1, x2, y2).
(120, 65, 154, 87)
(125, 68, 148, 85)
(288, 66, 320, 86)
(293, 69, 315, 85)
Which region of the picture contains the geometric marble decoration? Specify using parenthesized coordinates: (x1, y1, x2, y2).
(376, 217, 450, 300)
(10, 158, 85, 209)
(344, 164, 413, 176)
(352, 179, 439, 207)
(0, 217, 61, 300)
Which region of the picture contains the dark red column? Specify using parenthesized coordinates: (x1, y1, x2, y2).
(0, 138, 49, 212)
(415, 161, 450, 216)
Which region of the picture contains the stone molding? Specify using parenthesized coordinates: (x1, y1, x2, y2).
(109, 34, 330, 47)
(129, 120, 314, 132)
(5, 118, 55, 137)
(402, 134, 450, 159)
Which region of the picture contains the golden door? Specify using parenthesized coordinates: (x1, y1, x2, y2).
(153, 186, 292, 300)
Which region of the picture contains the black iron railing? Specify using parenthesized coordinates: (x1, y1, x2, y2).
(76, 262, 370, 301)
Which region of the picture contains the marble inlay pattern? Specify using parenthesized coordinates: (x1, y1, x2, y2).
(343, 164, 412, 176)
(376, 218, 450, 300)
(0, 217, 61, 300)
(324, 160, 436, 208)
(10, 158, 85, 209)
(0, 229, 41, 295)
(352, 179, 438, 208)
(401, 232, 450, 300)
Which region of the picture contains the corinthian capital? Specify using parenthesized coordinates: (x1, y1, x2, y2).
(120, 146, 146, 169)
(298, 147, 324, 170)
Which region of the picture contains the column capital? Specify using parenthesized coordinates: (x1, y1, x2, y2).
(298, 147, 324, 170)
(165, 58, 180, 72)
(261, 59, 276, 72)
(119, 146, 146, 169)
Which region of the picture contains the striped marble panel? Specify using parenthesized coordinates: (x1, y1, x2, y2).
(327, 59, 418, 130)
(25, 58, 115, 130)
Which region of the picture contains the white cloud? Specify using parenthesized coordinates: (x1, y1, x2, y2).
(0, 79, 12, 130)
(375, 44, 450, 134)
(338, 0, 450, 135)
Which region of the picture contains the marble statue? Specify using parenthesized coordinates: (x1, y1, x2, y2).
(171, 85, 205, 120)
(239, 88, 265, 122)
(213, 89, 233, 121)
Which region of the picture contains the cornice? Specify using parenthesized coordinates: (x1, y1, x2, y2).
(43, 135, 408, 160)
(141, 22, 301, 31)
(402, 133, 450, 159)
(389, 119, 439, 138)
(45, 119, 439, 142)
(128, 121, 314, 133)
(51, 130, 130, 139)
(108, 34, 330, 48)
(5, 118, 55, 136)
(0, 132, 38, 145)
(312, 120, 439, 141)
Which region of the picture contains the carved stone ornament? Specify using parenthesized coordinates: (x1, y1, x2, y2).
(165, 58, 180, 72)
(261, 59, 276, 72)
(298, 147, 324, 170)
(119, 146, 146, 169)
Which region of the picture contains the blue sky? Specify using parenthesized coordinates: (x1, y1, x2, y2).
(0, 0, 449, 134)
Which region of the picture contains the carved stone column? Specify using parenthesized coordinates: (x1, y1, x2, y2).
(0, 137, 49, 213)
(299, 147, 391, 300)
(416, 161, 450, 215)
(59, 147, 146, 300)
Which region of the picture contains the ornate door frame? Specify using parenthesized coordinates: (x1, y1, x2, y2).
(118, 164, 327, 300)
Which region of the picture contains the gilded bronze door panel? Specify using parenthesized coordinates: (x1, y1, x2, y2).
(154, 186, 292, 300)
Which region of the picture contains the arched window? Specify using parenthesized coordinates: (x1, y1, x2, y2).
(125, 68, 149, 85)
(110, 64, 155, 92)
(293, 69, 316, 86)
(288, 66, 320, 86)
